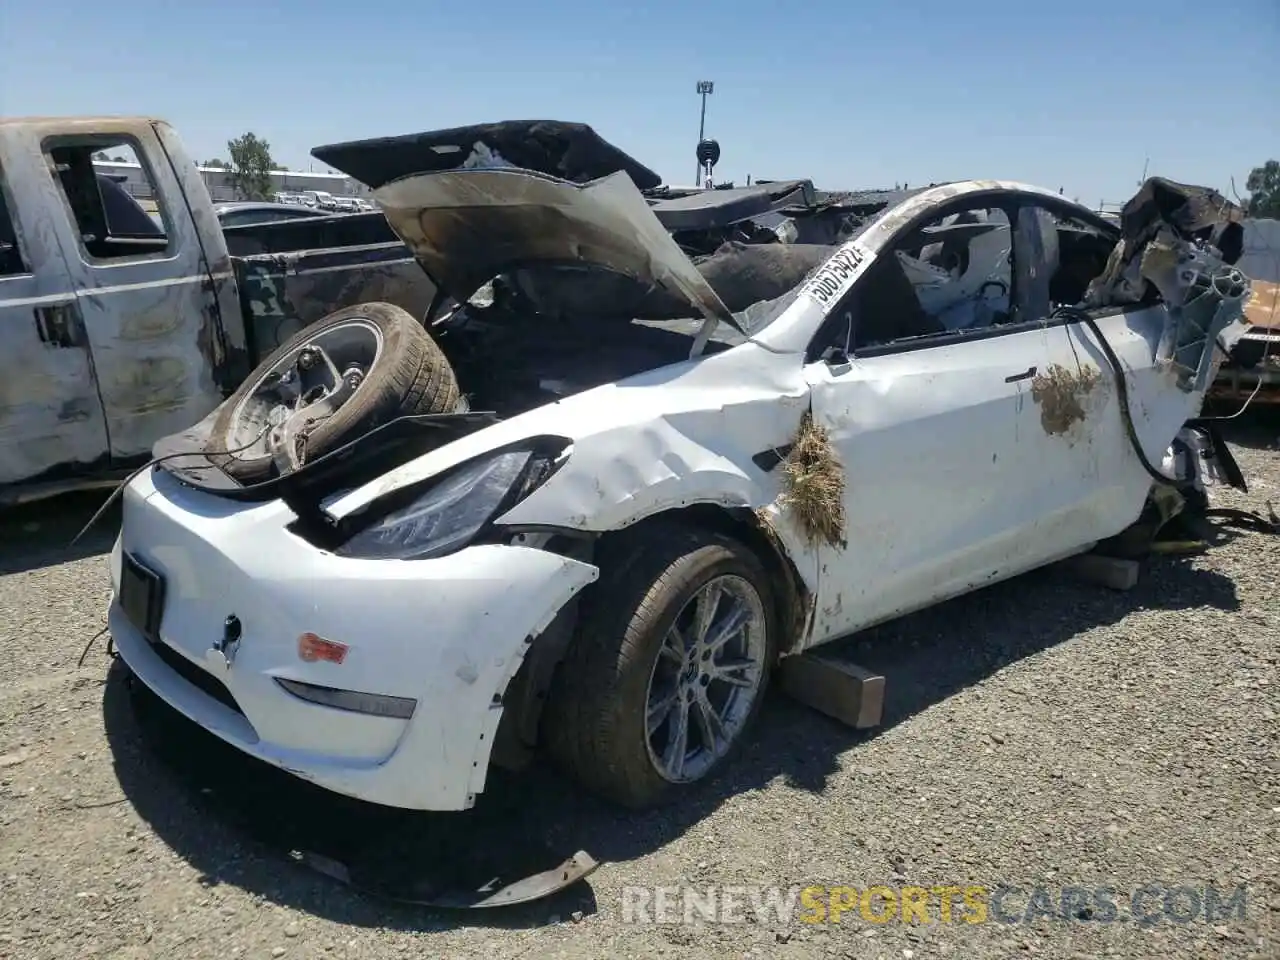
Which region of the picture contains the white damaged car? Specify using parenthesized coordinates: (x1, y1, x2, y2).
(108, 125, 1252, 811)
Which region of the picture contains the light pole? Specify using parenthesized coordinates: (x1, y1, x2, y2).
(695, 80, 714, 184)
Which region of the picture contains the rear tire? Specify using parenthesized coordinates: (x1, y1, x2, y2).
(544, 524, 777, 808)
(207, 301, 459, 482)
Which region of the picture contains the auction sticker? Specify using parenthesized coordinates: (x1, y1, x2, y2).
(800, 241, 874, 312)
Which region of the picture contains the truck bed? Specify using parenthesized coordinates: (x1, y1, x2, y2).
(227, 212, 437, 360)
(222, 209, 399, 257)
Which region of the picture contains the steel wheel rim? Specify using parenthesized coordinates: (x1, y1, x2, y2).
(223, 317, 383, 457)
(644, 573, 768, 783)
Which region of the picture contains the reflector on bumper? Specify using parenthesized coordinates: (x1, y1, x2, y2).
(275, 678, 417, 720)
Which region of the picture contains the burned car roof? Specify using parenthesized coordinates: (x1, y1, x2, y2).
(312, 120, 662, 192)
(648, 181, 816, 232)
(1115, 176, 1244, 263)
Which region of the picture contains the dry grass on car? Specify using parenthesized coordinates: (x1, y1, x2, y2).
(777, 411, 846, 549)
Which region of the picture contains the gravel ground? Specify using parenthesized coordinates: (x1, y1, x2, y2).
(1, 411, 1277, 960)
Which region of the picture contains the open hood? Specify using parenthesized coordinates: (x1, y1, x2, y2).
(312, 120, 662, 191)
(373, 167, 739, 331)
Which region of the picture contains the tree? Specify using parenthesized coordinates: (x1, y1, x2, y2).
(204, 158, 227, 169)
(226, 132, 275, 200)
(1245, 160, 1280, 218)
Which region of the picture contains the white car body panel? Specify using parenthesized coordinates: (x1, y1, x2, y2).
(111, 465, 598, 810)
(325, 342, 815, 572)
(804, 304, 1199, 640)
(110, 172, 1251, 810)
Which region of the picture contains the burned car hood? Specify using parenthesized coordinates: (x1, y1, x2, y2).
(312, 120, 661, 192)
(372, 167, 739, 330)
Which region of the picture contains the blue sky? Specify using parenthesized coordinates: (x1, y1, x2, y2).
(2, 0, 1275, 206)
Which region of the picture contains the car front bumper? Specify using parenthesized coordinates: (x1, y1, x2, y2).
(110, 466, 598, 811)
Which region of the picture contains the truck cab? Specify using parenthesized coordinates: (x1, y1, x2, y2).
(0, 116, 436, 506)
(0, 117, 243, 502)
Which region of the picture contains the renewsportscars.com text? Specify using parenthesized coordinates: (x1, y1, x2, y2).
(620, 883, 1250, 927)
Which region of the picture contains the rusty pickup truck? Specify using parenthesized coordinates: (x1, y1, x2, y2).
(0, 115, 436, 505)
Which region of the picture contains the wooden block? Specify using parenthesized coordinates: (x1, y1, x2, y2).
(1061, 552, 1141, 590)
(778, 653, 885, 729)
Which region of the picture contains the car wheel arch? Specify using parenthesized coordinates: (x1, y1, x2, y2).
(614, 504, 814, 656)
(489, 503, 813, 773)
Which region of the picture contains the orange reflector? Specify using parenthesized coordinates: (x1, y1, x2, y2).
(297, 632, 348, 664)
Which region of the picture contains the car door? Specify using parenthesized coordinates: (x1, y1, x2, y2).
(1001, 201, 1206, 550)
(0, 139, 110, 490)
(802, 200, 1111, 645)
(805, 329, 1078, 644)
(40, 121, 225, 463)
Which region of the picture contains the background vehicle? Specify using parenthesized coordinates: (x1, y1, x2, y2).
(1208, 219, 1280, 404)
(0, 116, 437, 504)
(305, 190, 338, 211)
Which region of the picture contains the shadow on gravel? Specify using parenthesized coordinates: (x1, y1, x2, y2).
(0, 490, 120, 576)
(828, 550, 1240, 735)
(100, 539, 1241, 931)
(101, 661, 600, 932)
(1202, 402, 1280, 452)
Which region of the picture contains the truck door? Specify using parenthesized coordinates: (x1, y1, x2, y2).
(0, 146, 110, 490)
(39, 121, 225, 462)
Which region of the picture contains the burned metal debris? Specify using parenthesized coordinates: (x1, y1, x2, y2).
(1085, 177, 1245, 309)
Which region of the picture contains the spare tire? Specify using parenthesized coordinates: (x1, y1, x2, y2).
(207, 301, 461, 483)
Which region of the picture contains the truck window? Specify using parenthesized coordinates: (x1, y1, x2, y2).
(42, 138, 170, 262)
(0, 167, 27, 275)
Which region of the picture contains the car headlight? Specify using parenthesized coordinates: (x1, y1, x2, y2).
(334, 446, 558, 560)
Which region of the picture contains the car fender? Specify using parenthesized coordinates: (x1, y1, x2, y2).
(325, 342, 823, 593)
(456, 548, 600, 800)
(499, 407, 788, 530)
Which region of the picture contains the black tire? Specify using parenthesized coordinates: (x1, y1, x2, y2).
(207, 301, 460, 482)
(544, 524, 777, 809)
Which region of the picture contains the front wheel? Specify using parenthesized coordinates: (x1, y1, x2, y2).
(544, 525, 777, 808)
